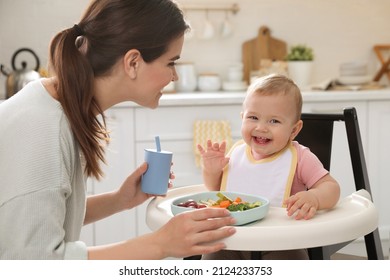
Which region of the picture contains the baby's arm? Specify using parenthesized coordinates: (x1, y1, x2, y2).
(284, 174, 340, 220)
(197, 140, 230, 191)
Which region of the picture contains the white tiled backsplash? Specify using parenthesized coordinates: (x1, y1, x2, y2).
(1, 0, 390, 98)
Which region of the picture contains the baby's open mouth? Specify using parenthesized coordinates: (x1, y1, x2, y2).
(253, 136, 271, 144)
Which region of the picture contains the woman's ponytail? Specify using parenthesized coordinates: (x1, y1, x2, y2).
(49, 25, 108, 180)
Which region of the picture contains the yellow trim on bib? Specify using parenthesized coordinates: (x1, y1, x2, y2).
(281, 142, 297, 207)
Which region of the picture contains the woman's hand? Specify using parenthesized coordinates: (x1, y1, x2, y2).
(116, 162, 175, 210)
(88, 207, 236, 260)
(155, 208, 236, 258)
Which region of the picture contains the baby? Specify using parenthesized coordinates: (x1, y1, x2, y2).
(197, 74, 340, 260)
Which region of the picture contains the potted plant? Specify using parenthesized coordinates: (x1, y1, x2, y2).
(286, 44, 314, 89)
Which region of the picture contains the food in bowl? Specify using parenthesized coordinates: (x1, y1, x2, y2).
(171, 191, 270, 225)
(177, 192, 262, 212)
(176, 199, 207, 209)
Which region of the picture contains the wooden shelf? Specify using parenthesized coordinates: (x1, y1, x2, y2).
(182, 3, 239, 15)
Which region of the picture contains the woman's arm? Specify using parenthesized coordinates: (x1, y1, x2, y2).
(84, 163, 152, 225)
(84, 191, 124, 225)
(88, 208, 236, 259)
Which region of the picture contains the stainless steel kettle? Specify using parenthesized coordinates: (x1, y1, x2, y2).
(1, 48, 41, 98)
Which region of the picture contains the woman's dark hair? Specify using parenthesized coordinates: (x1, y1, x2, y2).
(49, 0, 188, 179)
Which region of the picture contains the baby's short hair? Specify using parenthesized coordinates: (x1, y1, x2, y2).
(245, 74, 303, 121)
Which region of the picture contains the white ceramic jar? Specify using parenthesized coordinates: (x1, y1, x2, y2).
(198, 73, 221, 92)
(175, 63, 197, 92)
(227, 64, 244, 82)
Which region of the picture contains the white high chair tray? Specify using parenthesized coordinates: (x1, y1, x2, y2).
(146, 184, 378, 250)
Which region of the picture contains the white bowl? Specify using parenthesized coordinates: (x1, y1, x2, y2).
(171, 191, 270, 226)
(340, 62, 367, 77)
(198, 74, 221, 92)
(337, 75, 372, 85)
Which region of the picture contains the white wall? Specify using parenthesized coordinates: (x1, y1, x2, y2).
(1, 0, 390, 98)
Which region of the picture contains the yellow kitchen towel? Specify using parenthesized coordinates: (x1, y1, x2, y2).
(193, 120, 233, 167)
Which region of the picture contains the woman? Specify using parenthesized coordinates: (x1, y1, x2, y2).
(0, 0, 236, 260)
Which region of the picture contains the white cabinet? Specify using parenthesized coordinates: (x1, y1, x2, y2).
(80, 108, 138, 246)
(135, 105, 243, 141)
(367, 100, 390, 235)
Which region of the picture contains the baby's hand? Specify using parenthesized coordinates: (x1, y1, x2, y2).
(284, 191, 320, 220)
(197, 140, 230, 172)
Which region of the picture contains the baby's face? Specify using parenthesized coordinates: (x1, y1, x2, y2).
(241, 92, 301, 160)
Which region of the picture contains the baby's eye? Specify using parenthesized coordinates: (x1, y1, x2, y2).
(247, 115, 258, 120)
(269, 119, 280, 124)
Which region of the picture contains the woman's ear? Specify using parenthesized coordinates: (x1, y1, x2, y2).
(290, 120, 303, 140)
(124, 49, 142, 79)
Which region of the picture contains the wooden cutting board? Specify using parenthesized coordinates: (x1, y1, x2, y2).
(242, 26, 287, 83)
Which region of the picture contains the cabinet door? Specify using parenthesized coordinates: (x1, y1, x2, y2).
(302, 101, 368, 200)
(135, 105, 243, 141)
(92, 108, 138, 245)
(367, 101, 390, 232)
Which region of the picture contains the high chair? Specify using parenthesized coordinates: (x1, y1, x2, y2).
(294, 107, 384, 259)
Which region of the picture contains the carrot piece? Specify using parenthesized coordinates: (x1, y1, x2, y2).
(219, 200, 231, 208)
(234, 197, 242, 203)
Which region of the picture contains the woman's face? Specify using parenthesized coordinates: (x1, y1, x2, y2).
(133, 35, 184, 108)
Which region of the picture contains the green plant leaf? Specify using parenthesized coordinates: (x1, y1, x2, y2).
(286, 44, 314, 61)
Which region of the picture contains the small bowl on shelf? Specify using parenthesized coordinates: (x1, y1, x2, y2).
(198, 73, 221, 92)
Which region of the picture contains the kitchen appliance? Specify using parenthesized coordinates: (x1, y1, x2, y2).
(1, 48, 41, 98)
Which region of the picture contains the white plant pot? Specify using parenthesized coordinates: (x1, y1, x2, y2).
(287, 61, 313, 90)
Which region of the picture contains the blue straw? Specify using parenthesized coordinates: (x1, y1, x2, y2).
(155, 136, 161, 152)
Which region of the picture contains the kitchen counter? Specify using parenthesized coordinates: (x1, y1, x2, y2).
(114, 88, 390, 108)
(2, 88, 390, 107)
